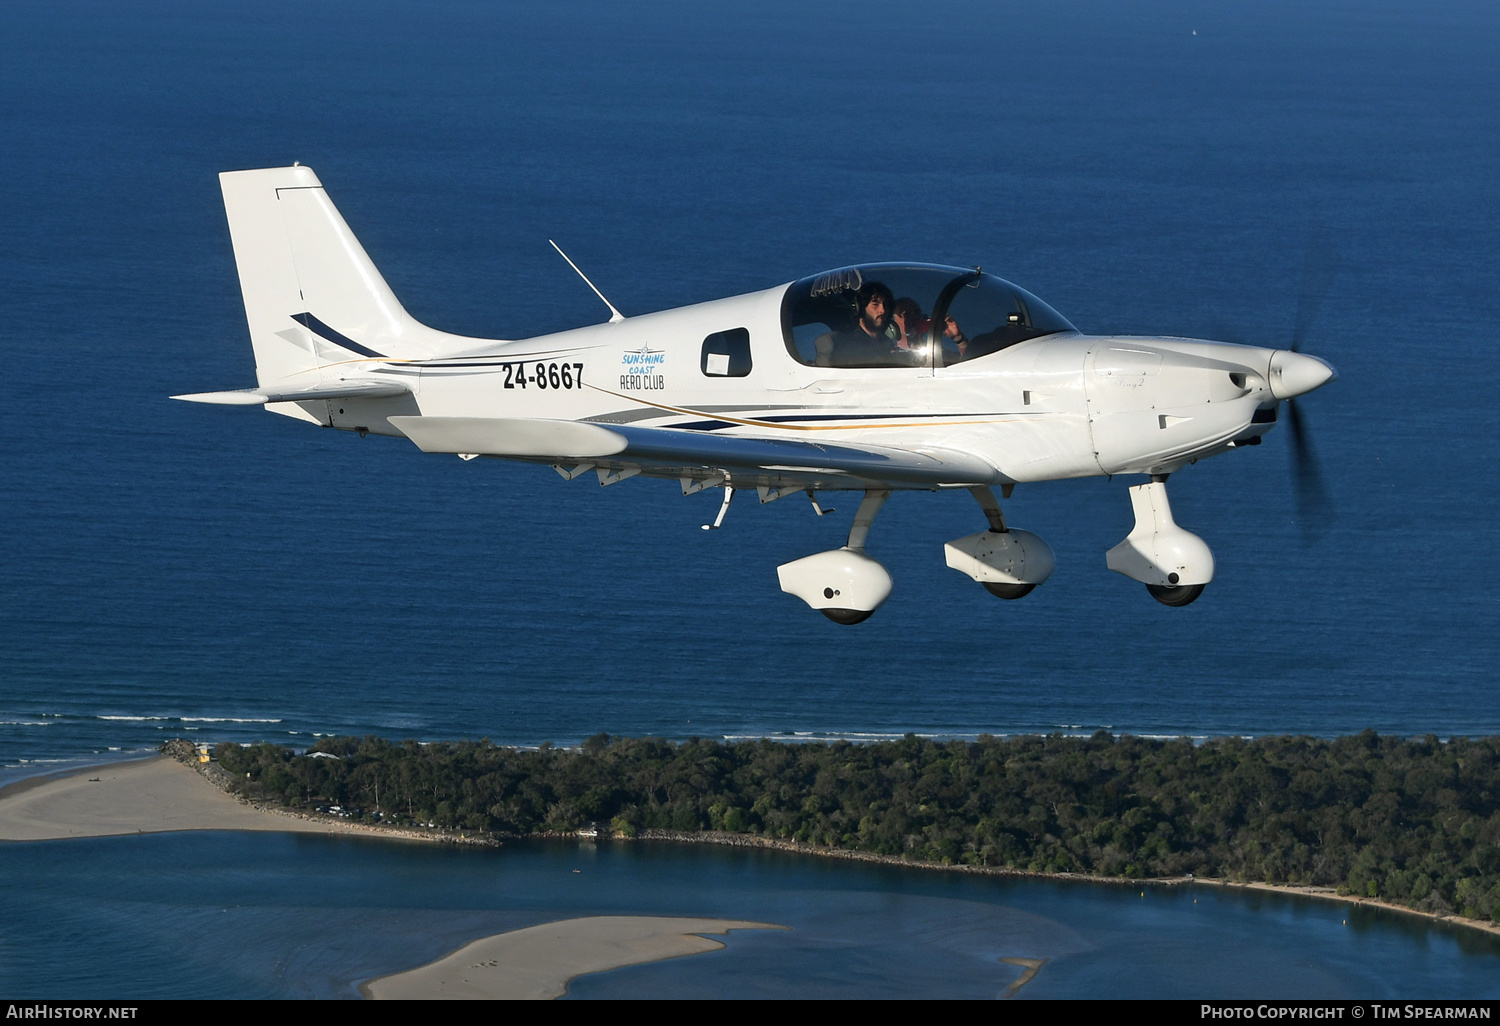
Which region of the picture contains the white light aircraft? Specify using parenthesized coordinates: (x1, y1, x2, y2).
(176, 166, 1336, 623)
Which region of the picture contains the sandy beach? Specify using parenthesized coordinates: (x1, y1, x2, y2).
(0, 755, 414, 841)
(361, 916, 787, 999)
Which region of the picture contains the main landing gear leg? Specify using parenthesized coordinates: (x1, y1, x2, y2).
(844, 490, 888, 551)
(776, 490, 894, 625)
(943, 485, 1056, 600)
(1105, 474, 1214, 606)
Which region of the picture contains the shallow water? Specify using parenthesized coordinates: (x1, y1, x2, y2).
(1, 833, 1494, 999)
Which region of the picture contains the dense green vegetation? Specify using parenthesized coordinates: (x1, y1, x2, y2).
(212, 730, 1500, 923)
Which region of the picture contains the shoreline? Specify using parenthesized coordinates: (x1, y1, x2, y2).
(611, 829, 1500, 939)
(5, 744, 1497, 941)
(162, 739, 498, 845)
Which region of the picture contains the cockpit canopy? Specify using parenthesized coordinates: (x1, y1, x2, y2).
(780, 263, 1075, 369)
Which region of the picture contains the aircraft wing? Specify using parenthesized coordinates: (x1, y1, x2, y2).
(171, 380, 412, 405)
(388, 416, 997, 487)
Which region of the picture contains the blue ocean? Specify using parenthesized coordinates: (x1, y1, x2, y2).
(2, 0, 1498, 998)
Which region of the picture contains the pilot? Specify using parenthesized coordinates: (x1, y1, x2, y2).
(966, 310, 1030, 359)
(942, 309, 1026, 362)
(814, 282, 904, 367)
(940, 314, 969, 362)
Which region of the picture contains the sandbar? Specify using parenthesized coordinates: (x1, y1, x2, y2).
(0, 755, 404, 841)
(361, 916, 787, 999)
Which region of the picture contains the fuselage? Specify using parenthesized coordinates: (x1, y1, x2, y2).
(297, 266, 1312, 489)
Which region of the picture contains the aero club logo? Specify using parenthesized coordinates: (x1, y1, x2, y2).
(620, 344, 666, 391)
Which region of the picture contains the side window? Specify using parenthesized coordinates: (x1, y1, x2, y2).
(701, 328, 752, 377)
(940, 278, 1076, 363)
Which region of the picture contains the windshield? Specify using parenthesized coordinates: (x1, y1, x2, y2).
(780, 263, 1074, 369)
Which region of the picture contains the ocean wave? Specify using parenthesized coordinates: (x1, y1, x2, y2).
(723, 731, 948, 744)
(720, 729, 1122, 745)
(0, 720, 54, 726)
(93, 714, 288, 725)
(179, 717, 283, 724)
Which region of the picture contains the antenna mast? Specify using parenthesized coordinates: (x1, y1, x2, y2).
(549, 240, 625, 323)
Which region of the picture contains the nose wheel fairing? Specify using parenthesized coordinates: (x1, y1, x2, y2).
(1106, 480, 1213, 604)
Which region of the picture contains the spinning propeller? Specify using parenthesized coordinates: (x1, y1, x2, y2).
(1282, 236, 1340, 541)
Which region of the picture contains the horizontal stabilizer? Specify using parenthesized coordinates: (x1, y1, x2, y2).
(172, 380, 412, 405)
(389, 416, 998, 485)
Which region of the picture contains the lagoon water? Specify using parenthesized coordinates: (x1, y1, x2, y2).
(2, 0, 1499, 997)
(2, 831, 1497, 999)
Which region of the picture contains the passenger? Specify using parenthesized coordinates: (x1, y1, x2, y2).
(814, 282, 905, 367)
(891, 297, 929, 359)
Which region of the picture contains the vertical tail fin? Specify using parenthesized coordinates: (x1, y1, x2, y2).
(219, 166, 444, 388)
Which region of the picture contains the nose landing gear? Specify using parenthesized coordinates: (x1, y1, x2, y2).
(1106, 476, 1214, 606)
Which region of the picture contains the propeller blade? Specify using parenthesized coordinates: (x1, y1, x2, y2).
(1285, 398, 1334, 541)
(1291, 230, 1341, 353)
